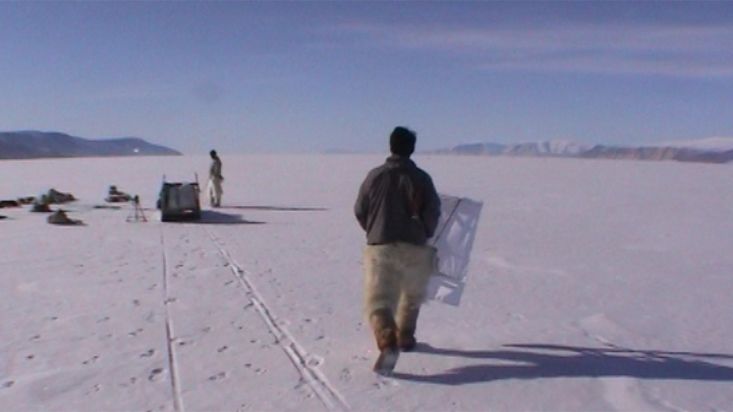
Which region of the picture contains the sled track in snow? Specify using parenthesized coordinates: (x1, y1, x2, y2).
(205, 228, 350, 411)
(160, 229, 184, 412)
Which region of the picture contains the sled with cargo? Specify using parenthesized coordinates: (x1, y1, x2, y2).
(157, 174, 201, 222)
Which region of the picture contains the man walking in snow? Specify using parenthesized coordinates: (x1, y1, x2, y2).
(208, 149, 224, 207)
(354, 126, 441, 370)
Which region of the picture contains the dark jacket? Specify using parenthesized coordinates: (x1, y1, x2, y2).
(355, 155, 441, 245)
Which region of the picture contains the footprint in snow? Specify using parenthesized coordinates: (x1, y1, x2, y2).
(84, 384, 102, 395)
(3, 381, 15, 388)
(217, 345, 228, 353)
(148, 368, 164, 382)
(373, 376, 399, 389)
(140, 349, 155, 358)
(208, 372, 227, 381)
(306, 355, 323, 367)
(82, 355, 99, 365)
(339, 368, 352, 382)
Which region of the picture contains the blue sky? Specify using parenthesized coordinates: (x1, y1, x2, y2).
(1, 2, 732, 153)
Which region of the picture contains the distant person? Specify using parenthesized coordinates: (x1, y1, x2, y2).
(208, 149, 224, 207)
(354, 126, 441, 372)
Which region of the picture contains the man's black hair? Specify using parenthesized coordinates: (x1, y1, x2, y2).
(390, 127, 416, 157)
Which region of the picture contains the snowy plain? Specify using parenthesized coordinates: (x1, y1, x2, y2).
(1, 154, 733, 412)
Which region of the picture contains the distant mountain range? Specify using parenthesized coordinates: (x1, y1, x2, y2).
(0, 131, 181, 160)
(437, 138, 733, 164)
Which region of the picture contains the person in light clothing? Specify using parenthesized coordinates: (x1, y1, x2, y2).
(354, 127, 441, 356)
(208, 150, 224, 207)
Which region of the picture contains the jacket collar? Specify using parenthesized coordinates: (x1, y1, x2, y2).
(385, 154, 415, 168)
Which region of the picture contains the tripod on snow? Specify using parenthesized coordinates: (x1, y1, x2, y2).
(126, 195, 148, 223)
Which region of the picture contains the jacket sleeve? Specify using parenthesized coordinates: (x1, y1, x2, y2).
(354, 176, 370, 231)
(421, 175, 441, 238)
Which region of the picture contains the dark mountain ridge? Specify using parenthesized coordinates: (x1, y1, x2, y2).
(0, 131, 181, 160)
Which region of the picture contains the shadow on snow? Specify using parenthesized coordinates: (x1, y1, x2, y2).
(185, 210, 265, 225)
(224, 205, 328, 212)
(392, 343, 733, 385)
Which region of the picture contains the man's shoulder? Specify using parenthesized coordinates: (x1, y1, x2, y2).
(365, 163, 390, 179)
(411, 163, 434, 183)
(363, 158, 432, 181)
(414, 164, 431, 176)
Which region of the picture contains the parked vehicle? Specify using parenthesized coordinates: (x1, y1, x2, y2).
(157, 175, 201, 222)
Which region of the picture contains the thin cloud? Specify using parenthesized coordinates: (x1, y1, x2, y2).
(335, 21, 733, 78)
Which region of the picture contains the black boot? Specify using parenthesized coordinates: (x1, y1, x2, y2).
(396, 305, 420, 351)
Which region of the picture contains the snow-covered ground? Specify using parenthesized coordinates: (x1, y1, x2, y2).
(2, 154, 733, 412)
